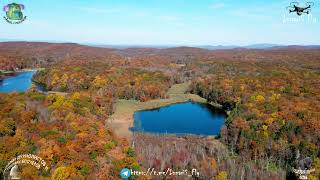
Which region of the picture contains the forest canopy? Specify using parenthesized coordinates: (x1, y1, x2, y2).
(0, 42, 319, 179)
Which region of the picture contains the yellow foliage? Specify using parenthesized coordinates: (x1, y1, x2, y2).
(51, 73, 60, 86)
(61, 74, 68, 86)
(71, 92, 81, 100)
(51, 166, 83, 180)
(270, 93, 281, 102)
(216, 171, 228, 180)
(308, 175, 317, 180)
(48, 95, 73, 110)
(262, 125, 268, 131)
(81, 107, 91, 115)
(65, 112, 76, 122)
(93, 75, 107, 88)
(263, 131, 269, 138)
(271, 112, 278, 118)
(47, 94, 57, 101)
(312, 157, 320, 178)
(255, 95, 265, 103)
(70, 122, 79, 131)
(265, 118, 274, 125)
(52, 167, 71, 180)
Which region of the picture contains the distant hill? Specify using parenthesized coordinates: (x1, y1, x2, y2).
(244, 44, 281, 49)
(1, 39, 320, 50)
(1, 41, 320, 71)
(271, 45, 320, 49)
(197, 45, 238, 50)
(90, 44, 320, 50)
(90, 44, 172, 49)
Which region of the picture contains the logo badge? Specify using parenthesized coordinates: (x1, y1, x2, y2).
(286, 2, 314, 16)
(3, 154, 50, 180)
(3, 3, 27, 24)
(120, 168, 131, 179)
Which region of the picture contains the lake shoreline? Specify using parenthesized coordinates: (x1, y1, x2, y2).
(0, 69, 45, 93)
(132, 101, 226, 136)
(0, 68, 42, 81)
(107, 82, 225, 140)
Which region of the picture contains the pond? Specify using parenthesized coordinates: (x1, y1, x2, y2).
(0, 71, 40, 93)
(132, 102, 226, 136)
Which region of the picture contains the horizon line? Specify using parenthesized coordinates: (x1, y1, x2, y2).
(0, 40, 320, 48)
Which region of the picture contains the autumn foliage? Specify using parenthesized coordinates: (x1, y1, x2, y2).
(0, 91, 138, 179)
(1, 42, 320, 179)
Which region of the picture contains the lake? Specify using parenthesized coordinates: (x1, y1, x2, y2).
(132, 102, 226, 136)
(0, 71, 37, 93)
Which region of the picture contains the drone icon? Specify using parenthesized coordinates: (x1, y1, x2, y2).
(287, 2, 314, 16)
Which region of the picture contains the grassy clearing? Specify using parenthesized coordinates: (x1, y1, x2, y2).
(113, 82, 207, 115)
(108, 82, 207, 138)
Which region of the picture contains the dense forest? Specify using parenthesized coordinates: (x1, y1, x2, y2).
(0, 42, 319, 179)
(188, 53, 320, 179)
(32, 61, 171, 102)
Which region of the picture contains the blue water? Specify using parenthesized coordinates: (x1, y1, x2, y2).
(0, 71, 36, 93)
(132, 102, 226, 136)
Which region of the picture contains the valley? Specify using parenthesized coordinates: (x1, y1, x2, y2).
(0, 42, 319, 179)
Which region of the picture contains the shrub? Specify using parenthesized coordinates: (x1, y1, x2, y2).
(80, 165, 90, 176)
(89, 151, 97, 161)
(29, 92, 46, 101)
(40, 130, 59, 138)
(57, 137, 67, 144)
(126, 147, 135, 157)
(104, 140, 117, 152)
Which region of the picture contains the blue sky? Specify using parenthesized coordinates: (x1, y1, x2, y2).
(0, 0, 319, 45)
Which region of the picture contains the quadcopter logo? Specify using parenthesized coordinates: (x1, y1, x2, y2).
(283, 2, 317, 23)
(3, 3, 27, 24)
(287, 2, 314, 16)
